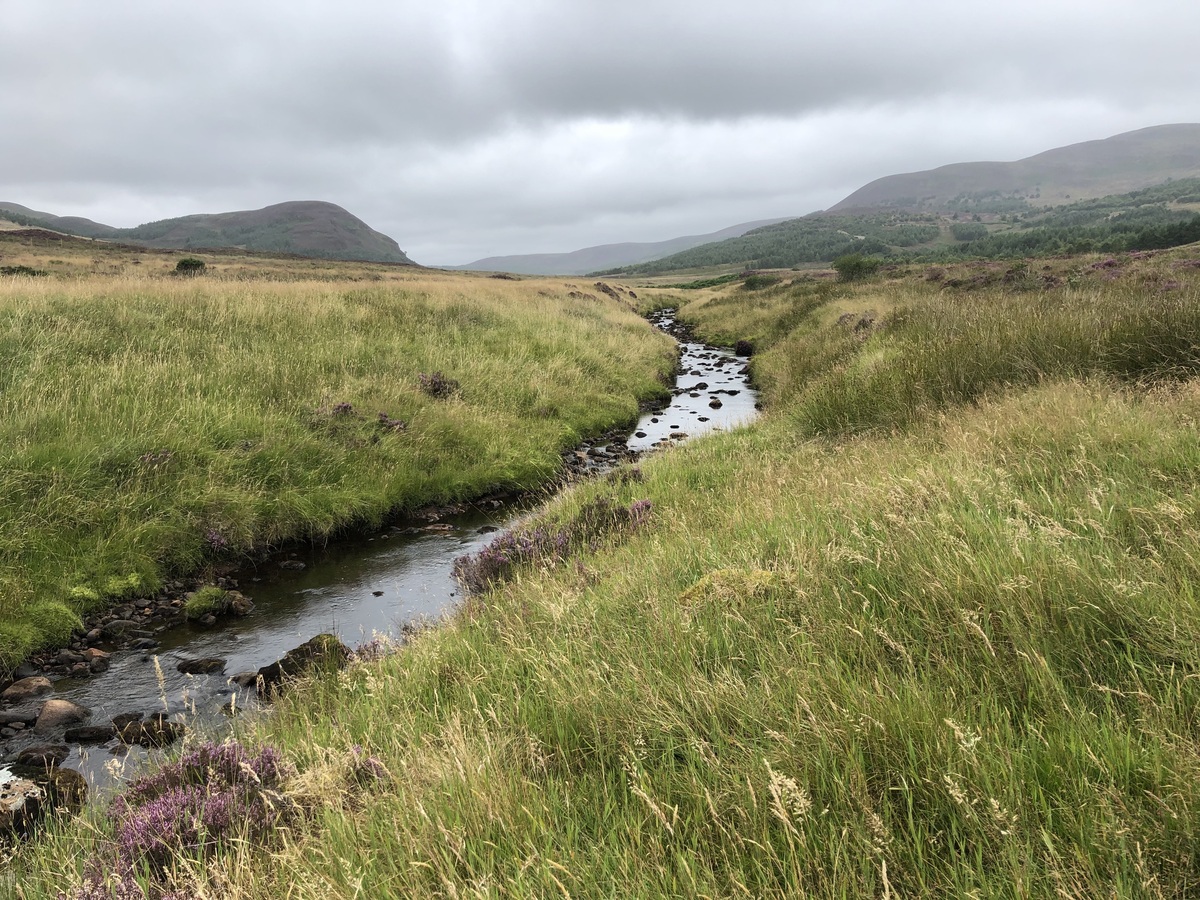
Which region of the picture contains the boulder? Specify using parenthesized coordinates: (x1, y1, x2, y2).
(33, 699, 91, 733)
(257, 633, 351, 697)
(118, 718, 185, 748)
(16, 744, 68, 768)
(229, 672, 260, 690)
(64, 725, 117, 744)
(225, 591, 255, 617)
(101, 619, 140, 639)
(0, 707, 40, 728)
(0, 764, 86, 840)
(0, 769, 44, 839)
(1, 676, 52, 704)
(55, 650, 84, 667)
(177, 658, 226, 676)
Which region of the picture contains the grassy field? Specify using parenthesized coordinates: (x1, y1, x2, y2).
(13, 246, 1200, 897)
(0, 247, 674, 669)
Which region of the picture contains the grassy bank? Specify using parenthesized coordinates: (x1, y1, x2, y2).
(14, 247, 1200, 897)
(0, 267, 674, 668)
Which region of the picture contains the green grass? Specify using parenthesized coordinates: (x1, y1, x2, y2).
(0, 271, 674, 667)
(14, 246, 1200, 898)
(183, 586, 228, 620)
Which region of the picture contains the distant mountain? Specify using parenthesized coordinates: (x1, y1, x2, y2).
(606, 124, 1200, 276)
(831, 124, 1200, 212)
(453, 218, 790, 275)
(0, 200, 414, 265)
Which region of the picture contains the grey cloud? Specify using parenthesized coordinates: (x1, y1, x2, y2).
(2, 1, 1199, 263)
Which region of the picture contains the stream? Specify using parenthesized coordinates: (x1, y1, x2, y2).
(0, 310, 759, 801)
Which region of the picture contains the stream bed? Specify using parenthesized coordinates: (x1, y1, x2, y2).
(0, 310, 758, 800)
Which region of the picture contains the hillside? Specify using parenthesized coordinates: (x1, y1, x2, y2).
(831, 123, 1200, 212)
(454, 218, 789, 275)
(0, 202, 118, 239)
(606, 177, 1200, 275)
(0, 200, 414, 265)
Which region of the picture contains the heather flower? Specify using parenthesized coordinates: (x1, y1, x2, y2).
(377, 411, 406, 432)
(417, 371, 460, 399)
(353, 634, 397, 662)
(61, 740, 294, 899)
(347, 745, 389, 785)
(453, 495, 654, 592)
(629, 499, 653, 525)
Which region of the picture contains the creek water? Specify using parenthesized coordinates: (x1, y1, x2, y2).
(1, 311, 758, 798)
(627, 309, 758, 451)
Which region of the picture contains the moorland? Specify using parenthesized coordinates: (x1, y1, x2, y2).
(7, 220, 1200, 898)
(0, 231, 672, 670)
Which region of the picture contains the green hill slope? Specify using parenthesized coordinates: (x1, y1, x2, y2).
(608, 177, 1200, 275)
(0, 200, 414, 265)
(0, 202, 118, 239)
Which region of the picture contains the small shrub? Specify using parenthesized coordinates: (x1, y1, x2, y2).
(453, 495, 653, 593)
(742, 273, 782, 291)
(832, 254, 883, 282)
(25, 602, 82, 641)
(60, 740, 293, 898)
(377, 411, 406, 432)
(103, 572, 144, 598)
(174, 257, 206, 276)
(417, 371, 460, 399)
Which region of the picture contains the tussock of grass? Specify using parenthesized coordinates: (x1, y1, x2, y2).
(16, 247, 1200, 897)
(183, 586, 228, 621)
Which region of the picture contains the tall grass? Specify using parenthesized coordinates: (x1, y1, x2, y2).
(15, 248, 1200, 897)
(0, 273, 674, 666)
(671, 253, 1200, 436)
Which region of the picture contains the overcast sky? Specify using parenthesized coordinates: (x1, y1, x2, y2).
(3, 1, 1199, 265)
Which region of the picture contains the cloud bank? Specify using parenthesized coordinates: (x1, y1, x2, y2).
(3, 1, 1198, 264)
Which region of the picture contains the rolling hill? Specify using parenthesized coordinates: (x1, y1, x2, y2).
(603, 125, 1200, 275)
(453, 218, 789, 275)
(0, 202, 118, 239)
(0, 200, 414, 265)
(831, 123, 1200, 212)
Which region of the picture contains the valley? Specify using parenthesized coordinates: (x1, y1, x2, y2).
(5, 234, 1200, 897)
